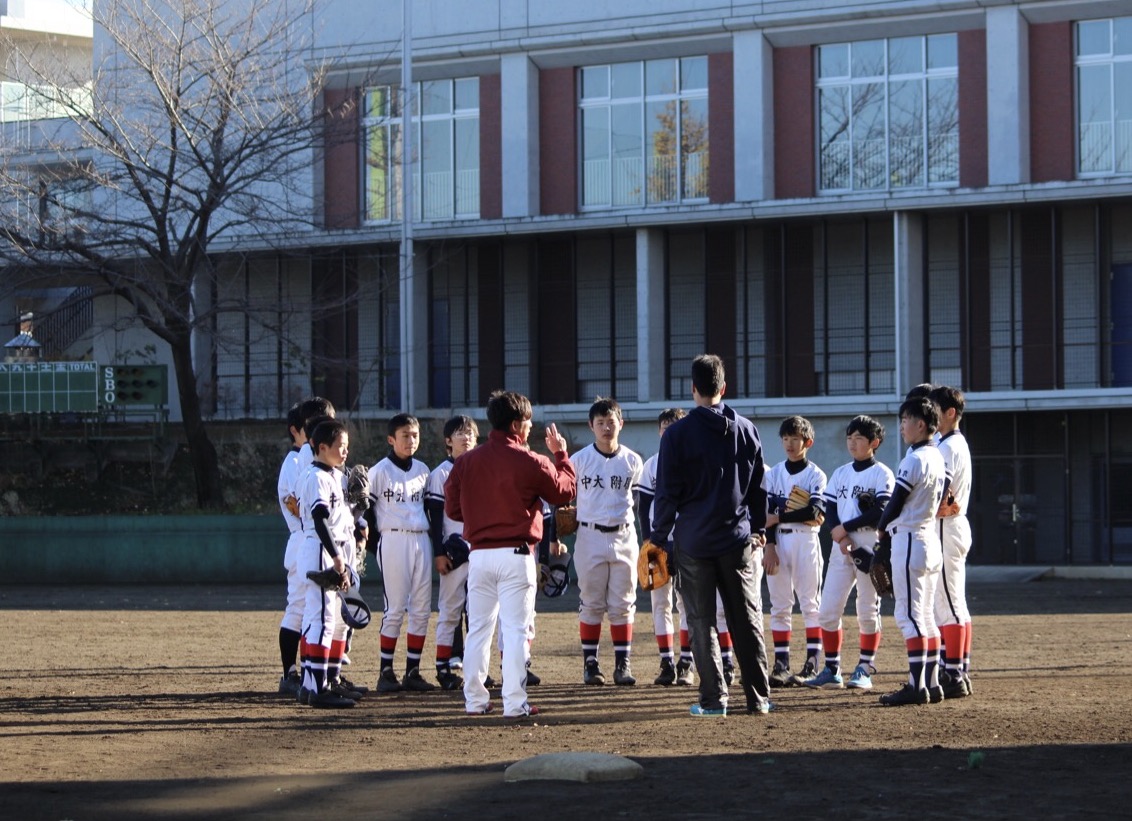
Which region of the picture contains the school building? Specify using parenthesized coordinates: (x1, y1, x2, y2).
(7, 0, 1132, 565)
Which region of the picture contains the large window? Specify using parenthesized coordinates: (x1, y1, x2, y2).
(1076, 17, 1132, 176)
(576, 235, 637, 399)
(363, 78, 480, 222)
(818, 35, 958, 191)
(580, 57, 708, 209)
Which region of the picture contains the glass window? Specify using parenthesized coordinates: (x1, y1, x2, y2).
(363, 77, 480, 222)
(818, 34, 959, 192)
(580, 57, 709, 209)
(1076, 16, 1132, 176)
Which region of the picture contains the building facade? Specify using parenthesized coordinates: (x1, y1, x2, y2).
(11, 0, 1132, 565)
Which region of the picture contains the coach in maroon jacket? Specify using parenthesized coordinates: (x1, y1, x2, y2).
(445, 390, 576, 718)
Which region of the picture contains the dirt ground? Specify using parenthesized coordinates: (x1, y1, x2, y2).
(1, 577, 1130, 820)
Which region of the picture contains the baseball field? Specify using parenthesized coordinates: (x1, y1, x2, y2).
(2, 577, 1129, 819)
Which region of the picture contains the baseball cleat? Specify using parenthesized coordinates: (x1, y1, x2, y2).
(613, 659, 636, 686)
(309, 688, 356, 708)
(583, 656, 606, 685)
(483, 675, 498, 689)
(329, 679, 364, 700)
(803, 666, 844, 690)
(962, 672, 973, 694)
(402, 668, 438, 691)
(654, 659, 677, 686)
(846, 664, 875, 690)
(278, 671, 302, 696)
(769, 660, 793, 688)
(437, 670, 463, 691)
(941, 672, 969, 699)
(879, 683, 929, 706)
(788, 658, 818, 686)
(337, 674, 368, 695)
(376, 667, 403, 693)
(296, 686, 312, 705)
(525, 666, 541, 687)
(928, 684, 945, 703)
(722, 662, 735, 687)
(689, 703, 727, 717)
(675, 659, 695, 686)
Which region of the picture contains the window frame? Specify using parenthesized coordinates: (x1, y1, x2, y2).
(1075, 16, 1132, 178)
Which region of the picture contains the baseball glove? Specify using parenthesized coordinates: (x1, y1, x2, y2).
(283, 493, 300, 518)
(869, 533, 894, 597)
(637, 539, 671, 591)
(856, 490, 875, 512)
(443, 533, 471, 569)
(937, 492, 960, 518)
(555, 504, 578, 537)
(785, 485, 824, 527)
(849, 546, 873, 573)
(307, 567, 350, 592)
(345, 464, 371, 512)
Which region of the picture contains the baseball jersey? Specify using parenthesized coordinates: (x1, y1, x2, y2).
(763, 459, 828, 522)
(425, 458, 463, 541)
(638, 452, 673, 541)
(367, 455, 430, 533)
(823, 459, 895, 528)
(571, 443, 643, 527)
(937, 430, 971, 514)
(886, 442, 946, 532)
(277, 446, 303, 534)
(298, 462, 354, 551)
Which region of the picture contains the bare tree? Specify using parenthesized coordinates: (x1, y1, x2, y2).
(0, 0, 361, 507)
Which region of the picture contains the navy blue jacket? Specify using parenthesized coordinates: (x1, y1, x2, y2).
(648, 402, 767, 558)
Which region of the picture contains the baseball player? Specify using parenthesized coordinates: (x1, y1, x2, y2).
(425, 415, 478, 690)
(295, 418, 357, 708)
(763, 415, 828, 687)
(805, 415, 894, 690)
(930, 385, 974, 698)
(876, 396, 948, 706)
(638, 408, 735, 687)
(572, 397, 644, 686)
(367, 413, 436, 693)
(276, 397, 334, 696)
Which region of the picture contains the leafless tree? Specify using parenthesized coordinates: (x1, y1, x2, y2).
(0, 0, 372, 508)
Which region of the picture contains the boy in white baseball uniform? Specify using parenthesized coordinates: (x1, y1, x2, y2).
(425, 415, 478, 691)
(763, 415, 828, 687)
(572, 397, 644, 686)
(296, 418, 356, 708)
(876, 396, 948, 706)
(805, 415, 894, 690)
(930, 385, 974, 698)
(368, 414, 436, 693)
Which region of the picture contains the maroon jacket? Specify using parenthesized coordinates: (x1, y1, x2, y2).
(445, 429, 576, 550)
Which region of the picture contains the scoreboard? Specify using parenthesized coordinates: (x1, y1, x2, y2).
(0, 363, 167, 413)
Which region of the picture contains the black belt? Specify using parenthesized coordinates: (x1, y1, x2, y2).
(579, 521, 630, 533)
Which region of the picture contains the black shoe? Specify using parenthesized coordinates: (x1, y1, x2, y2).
(675, 659, 694, 686)
(583, 657, 606, 685)
(376, 667, 402, 693)
(329, 679, 364, 700)
(879, 684, 929, 706)
(613, 659, 636, 686)
(296, 686, 312, 705)
(437, 669, 464, 690)
(403, 668, 438, 691)
(769, 660, 793, 688)
(654, 659, 677, 686)
(278, 671, 302, 696)
(723, 662, 735, 687)
(525, 668, 541, 686)
(962, 672, 973, 695)
(337, 675, 369, 696)
(928, 683, 945, 703)
(788, 658, 818, 686)
(309, 688, 356, 708)
(483, 675, 498, 689)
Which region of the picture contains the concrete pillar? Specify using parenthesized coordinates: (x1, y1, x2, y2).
(636, 228, 666, 402)
(733, 29, 774, 202)
(986, 6, 1030, 185)
(893, 212, 927, 393)
(501, 53, 540, 217)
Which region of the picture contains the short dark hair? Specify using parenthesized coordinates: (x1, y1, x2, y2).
(905, 383, 934, 401)
(691, 354, 725, 398)
(286, 402, 304, 442)
(387, 413, 419, 438)
(658, 408, 687, 426)
(303, 414, 333, 441)
(779, 415, 815, 440)
(298, 396, 335, 427)
(589, 396, 623, 424)
(929, 385, 965, 417)
(899, 397, 940, 434)
(846, 414, 885, 445)
(443, 414, 479, 440)
(486, 390, 532, 432)
(311, 418, 348, 453)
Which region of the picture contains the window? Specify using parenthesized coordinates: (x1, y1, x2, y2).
(580, 57, 708, 208)
(576, 235, 637, 399)
(1076, 17, 1132, 175)
(363, 78, 480, 222)
(428, 245, 479, 408)
(818, 34, 958, 191)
